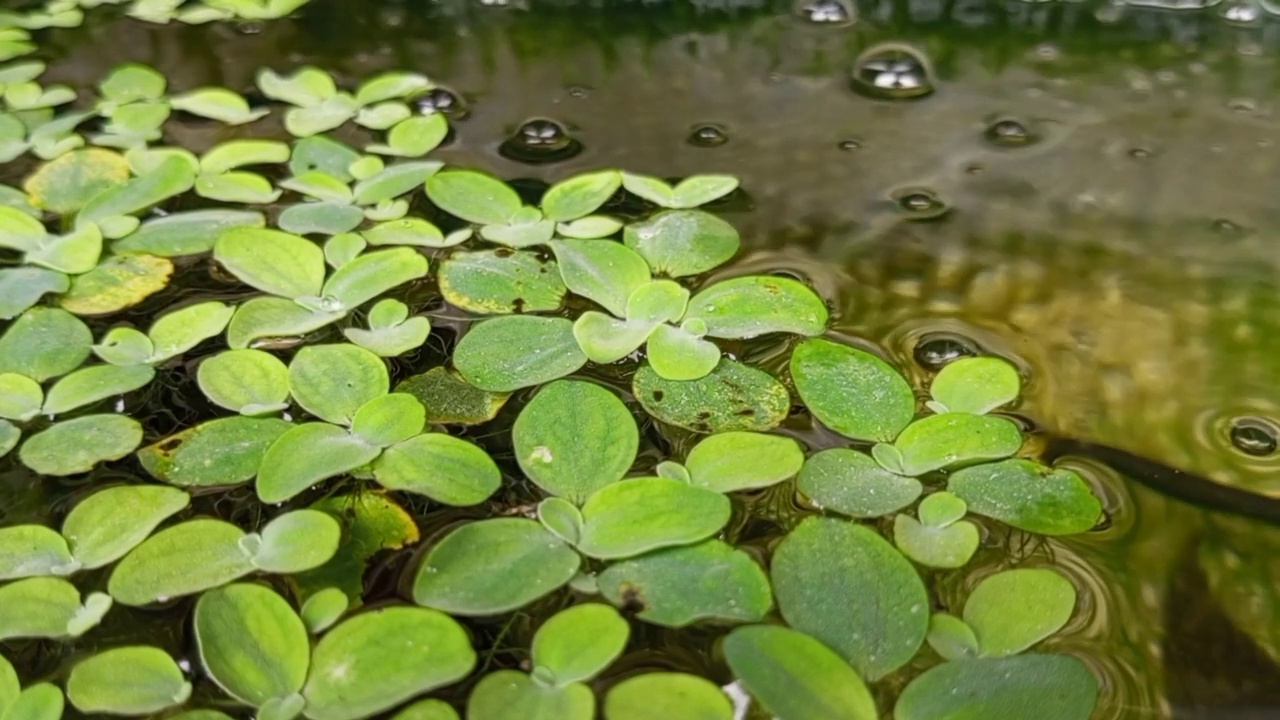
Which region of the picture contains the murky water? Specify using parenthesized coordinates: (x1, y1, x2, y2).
(7, 0, 1280, 717)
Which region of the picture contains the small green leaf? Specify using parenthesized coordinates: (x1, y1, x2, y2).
(302, 607, 475, 720)
(279, 171, 353, 203)
(395, 367, 508, 425)
(577, 478, 730, 559)
(373, 433, 500, 505)
(99, 63, 166, 103)
(0, 307, 91, 381)
(108, 518, 254, 606)
(345, 316, 431, 357)
(0, 372, 41, 420)
(169, 87, 268, 125)
(351, 161, 440, 206)
(0, 267, 69, 320)
(67, 647, 192, 716)
(369, 113, 448, 157)
(439, 249, 565, 315)
(77, 156, 197, 227)
(290, 493, 419, 604)
(200, 140, 291, 175)
(513, 379, 638, 503)
(289, 344, 388, 425)
(478, 216, 555, 249)
(895, 655, 1098, 720)
(557, 215, 623, 239)
(633, 360, 789, 433)
(324, 233, 367, 268)
(214, 227, 325, 299)
(454, 315, 587, 392)
(790, 338, 915, 442)
(670, 174, 738, 209)
(412, 518, 580, 615)
(113, 209, 265, 257)
(147, 301, 234, 362)
(893, 414, 1023, 476)
(620, 172, 675, 207)
(250, 510, 341, 574)
(723, 625, 877, 720)
(625, 279, 688, 324)
(425, 169, 522, 225)
(41, 364, 155, 415)
(467, 671, 593, 720)
(198, 349, 291, 415)
(5, 683, 63, 720)
(138, 419, 284, 491)
(256, 423, 381, 503)
(23, 147, 130, 213)
(356, 102, 411, 130)
(0, 577, 109, 640)
(532, 604, 629, 685)
(684, 431, 803, 493)
(963, 569, 1077, 656)
(893, 513, 979, 569)
(225, 297, 345, 350)
(20, 414, 142, 476)
(0, 525, 75, 580)
(351, 393, 425, 447)
(300, 587, 348, 634)
(362, 217, 447, 247)
(646, 323, 720, 381)
(797, 448, 921, 518)
(57, 253, 172, 316)
(926, 612, 979, 661)
(550, 238, 651, 317)
(257, 67, 336, 107)
(0, 206, 47, 253)
(195, 583, 309, 707)
(356, 72, 431, 106)
(597, 540, 772, 627)
(91, 328, 152, 367)
(684, 275, 827, 339)
(541, 170, 621, 221)
(61, 484, 189, 569)
(604, 673, 731, 720)
(772, 516, 929, 680)
(319, 246, 428, 311)
(290, 136, 360, 182)
(278, 202, 365, 236)
(537, 497, 583, 545)
(623, 210, 739, 277)
(572, 312, 654, 364)
(929, 356, 1021, 414)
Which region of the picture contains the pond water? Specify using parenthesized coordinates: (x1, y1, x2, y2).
(4, 0, 1280, 718)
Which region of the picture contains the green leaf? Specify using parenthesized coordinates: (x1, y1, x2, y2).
(344, 316, 431, 357)
(929, 356, 1021, 414)
(249, 510, 341, 574)
(790, 338, 915, 442)
(467, 671, 593, 720)
(278, 202, 365, 236)
(0, 372, 41, 420)
(537, 497, 583, 545)
(0, 525, 75, 580)
(61, 484, 189, 569)
(195, 583, 309, 707)
(893, 506, 979, 569)
(214, 227, 325, 299)
(351, 393, 424, 447)
(513, 379, 637, 503)
(541, 170, 621, 221)
(290, 136, 360, 182)
(352, 161, 441, 205)
(926, 613, 979, 661)
(324, 232, 366, 268)
(300, 587, 348, 634)
(723, 625, 877, 720)
(646, 323, 720, 381)
(670, 174, 739, 209)
(92, 328, 152, 367)
(0, 419, 16, 459)
(258, 67, 336, 107)
(412, 518, 580, 615)
(302, 607, 475, 720)
(108, 518, 254, 606)
(226, 297, 345, 350)
(0, 577, 109, 640)
(279, 171, 353, 203)
(169, 87, 269, 125)
(23, 147, 130, 213)
(395, 367, 508, 425)
(256, 423, 381, 503)
(684, 276, 828, 339)
(291, 493, 419, 604)
(439, 249, 565, 315)
(0, 652, 15, 712)
(425, 169, 522, 225)
(625, 279, 688, 324)
(374, 433, 501, 505)
(355, 103, 411, 130)
(369, 113, 448, 157)
(478, 217, 555, 249)
(620, 172, 675, 207)
(197, 349, 290, 415)
(4, 683, 63, 720)
(77, 156, 197, 227)
(772, 516, 929, 679)
(42, 363, 155, 415)
(623, 210, 739, 277)
(797, 448, 921, 518)
(0, 267, 69, 320)
(391, 699, 459, 720)
(550, 239, 650, 318)
(895, 655, 1098, 720)
(454, 316, 587, 393)
(125, 146, 199, 176)
(0, 206, 47, 253)
(170, 711, 236, 720)
(288, 344, 388, 425)
(356, 72, 431, 106)
(684, 431, 803, 493)
(557, 215, 622, 239)
(0, 307, 91, 381)
(962, 569, 1077, 656)
(892, 414, 1022, 476)
(147, 301, 235, 361)
(113, 209, 265, 257)
(200, 140, 291, 174)
(572, 312, 654, 364)
(577, 478, 730, 559)
(606, 675, 732, 720)
(321, 246, 429, 311)
(596, 540, 772, 627)
(20, 414, 142, 476)
(99, 63, 166, 103)
(633, 360, 789, 433)
(532, 604, 629, 685)
(24, 223, 102, 275)
(362, 217, 449, 247)
(67, 647, 192, 716)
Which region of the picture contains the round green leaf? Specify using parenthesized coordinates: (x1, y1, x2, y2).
(352, 161, 441, 205)
(300, 587, 348, 635)
(425, 170, 521, 225)
(370, 113, 448, 157)
(93, 327, 153, 367)
(67, 647, 192, 716)
(108, 519, 254, 606)
(0, 419, 16, 459)
(226, 297, 345, 350)
(439, 249, 565, 314)
(550, 238, 651, 318)
(250, 510, 341, 574)
(513, 379, 638, 503)
(303, 607, 475, 720)
(395, 367, 509, 425)
(0, 267, 70, 320)
(596, 540, 772, 627)
(537, 497, 583, 545)
(148, 301, 235, 361)
(62, 484, 189, 569)
(115, 210, 265, 257)
(0, 307, 92, 382)
(58, 254, 173, 316)
(373, 433, 500, 505)
(790, 338, 915, 442)
(392, 699, 460, 720)
(572, 312, 654, 364)
(646, 324, 720, 381)
(351, 393, 425, 447)
(948, 459, 1102, 536)
(797, 448, 921, 518)
(0, 577, 110, 641)
(625, 280, 688, 324)
(0, 372, 41, 420)
(541, 170, 621, 221)
(23, 148, 130, 214)
(633, 360, 789, 433)
(772, 516, 928, 680)
(684, 276, 827, 339)
(453, 316, 587, 393)
(467, 671, 593, 720)
(671, 175, 739, 208)
(279, 202, 365, 236)
(100, 63, 166, 103)
(289, 344, 388, 425)
(361, 217, 447, 247)
(622, 210, 739, 277)
(138, 417, 293, 487)
(214, 227, 325, 299)
(320, 247, 429, 311)
(963, 569, 1077, 656)
(893, 413, 1023, 476)
(684, 431, 803, 493)
(723, 625, 877, 720)
(577, 477, 730, 559)
(895, 654, 1098, 720)
(195, 583, 309, 707)
(604, 673, 732, 720)
(197, 349, 291, 416)
(930, 356, 1021, 415)
(532, 604, 629, 685)
(41, 364, 155, 415)
(412, 518, 580, 616)
(4, 682, 63, 720)
(19, 414, 142, 476)
(256, 423, 382, 503)
(926, 612, 980, 661)
(0, 525, 75, 580)
(893, 514, 979, 569)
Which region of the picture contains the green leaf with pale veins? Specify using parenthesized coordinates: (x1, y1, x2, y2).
(684, 275, 828, 339)
(108, 519, 254, 606)
(0, 306, 91, 382)
(19, 414, 142, 476)
(572, 312, 654, 364)
(962, 569, 1077, 657)
(531, 604, 630, 685)
(351, 393, 425, 448)
(454, 315, 587, 393)
(541, 170, 621, 222)
(550, 238, 651, 318)
(320, 247, 429, 312)
(41, 364, 155, 415)
(225, 297, 345, 350)
(214, 227, 325, 299)
(439, 249, 565, 315)
(256, 423, 381, 503)
(892, 413, 1022, 476)
(249, 510, 341, 574)
(195, 583, 309, 707)
(633, 360, 790, 433)
(790, 338, 915, 443)
(288, 344, 388, 425)
(797, 448, 922, 519)
(0, 577, 111, 641)
(723, 625, 877, 720)
(61, 484, 189, 569)
(425, 169, 522, 225)
(374, 433, 501, 505)
(646, 323, 720, 381)
(623, 210, 739, 277)
(147, 301, 234, 361)
(684, 431, 804, 493)
(67, 647, 191, 716)
(198, 349, 291, 416)
(577, 478, 730, 559)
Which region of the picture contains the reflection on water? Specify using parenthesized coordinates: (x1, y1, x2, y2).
(11, 0, 1280, 717)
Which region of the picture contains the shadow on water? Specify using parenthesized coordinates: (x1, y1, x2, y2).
(6, 0, 1280, 717)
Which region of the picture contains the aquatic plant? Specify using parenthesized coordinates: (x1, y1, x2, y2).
(0, 3, 1107, 719)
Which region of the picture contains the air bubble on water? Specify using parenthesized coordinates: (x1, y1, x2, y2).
(892, 187, 949, 219)
(1221, 0, 1261, 23)
(499, 118, 582, 164)
(850, 43, 934, 100)
(415, 88, 465, 117)
(1229, 417, 1278, 456)
(837, 139, 862, 151)
(914, 333, 977, 370)
(984, 118, 1037, 147)
(688, 124, 728, 148)
(795, 0, 854, 25)
(235, 21, 263, 35)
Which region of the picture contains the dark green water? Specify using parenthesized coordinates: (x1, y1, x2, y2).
(7, 0, 1280, 717)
